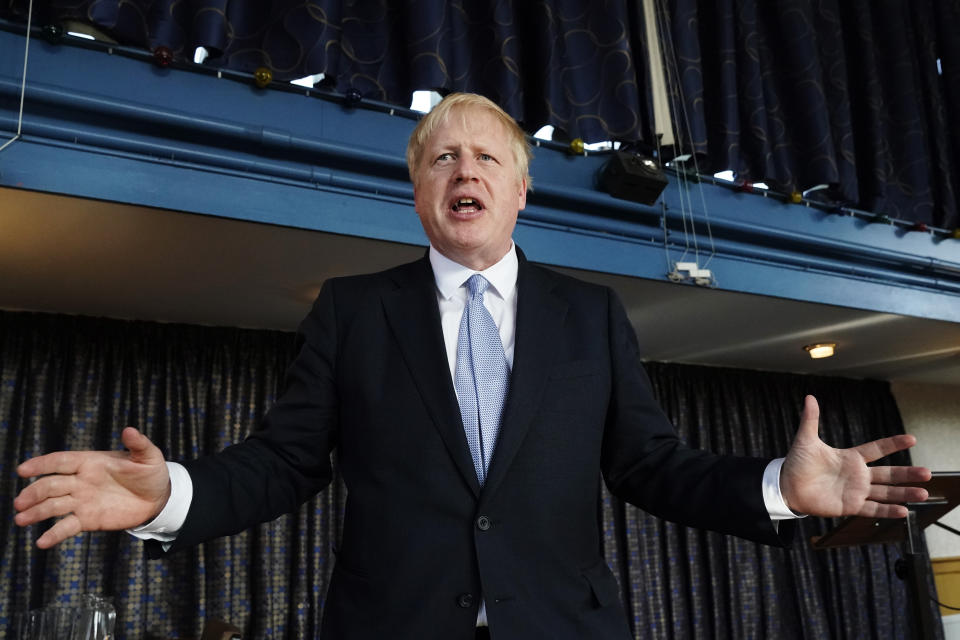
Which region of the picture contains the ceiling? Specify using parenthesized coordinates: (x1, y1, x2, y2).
(3, 187, 960, 385)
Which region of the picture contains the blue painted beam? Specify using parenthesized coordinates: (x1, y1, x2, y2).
(2, 26, 959, 322)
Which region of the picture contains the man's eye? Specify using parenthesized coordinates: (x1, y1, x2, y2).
(479, 153, 493, 162)
(436, 153, 455, 163)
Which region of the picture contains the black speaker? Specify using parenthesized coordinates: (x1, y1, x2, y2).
(601, 151, 668, 205)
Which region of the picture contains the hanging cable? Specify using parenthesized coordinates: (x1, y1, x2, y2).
(653, 0, 717, 284)
(675, 157, 694, 264)
(932, 597, 960, 612)
(898, 517, 960, 612)
(657, 0, 716, 268)
(654, 0, 695, 270)
(648, 0, 681, 273)
(0, 0, 34, 154)
(933, 521, 960, 537)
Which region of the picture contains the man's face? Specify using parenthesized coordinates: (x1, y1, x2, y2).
(413, 106, 527, 270)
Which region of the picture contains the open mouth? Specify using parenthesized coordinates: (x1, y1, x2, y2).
(451, 197, 484, 214)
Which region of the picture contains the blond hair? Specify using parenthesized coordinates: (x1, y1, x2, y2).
(406, 93, 532, 189)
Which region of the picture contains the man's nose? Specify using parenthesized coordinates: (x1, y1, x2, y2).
(453, 156, 478, 182)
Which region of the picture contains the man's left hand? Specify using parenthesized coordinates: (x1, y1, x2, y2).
(780, 395, 931, 518)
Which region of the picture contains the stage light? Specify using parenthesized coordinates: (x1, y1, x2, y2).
(601, 151, 668, 206)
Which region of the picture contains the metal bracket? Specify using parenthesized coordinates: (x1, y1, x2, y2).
(667, 261, 715, 286)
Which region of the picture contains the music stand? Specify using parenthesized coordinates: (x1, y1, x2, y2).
(811, 472, 960, 639)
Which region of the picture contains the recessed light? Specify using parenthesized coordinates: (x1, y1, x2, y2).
(804, 343, 836, 359)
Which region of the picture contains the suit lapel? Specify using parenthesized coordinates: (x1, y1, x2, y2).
(482, 251, 568, 501)
(381, 256, 482, 497)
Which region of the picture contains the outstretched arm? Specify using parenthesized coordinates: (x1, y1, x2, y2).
(780, 395, 931, 518)
(14, 427, 171, 548)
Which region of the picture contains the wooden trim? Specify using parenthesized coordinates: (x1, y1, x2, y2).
(932, 556, 960, 617)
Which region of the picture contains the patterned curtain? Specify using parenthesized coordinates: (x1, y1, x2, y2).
(4, 1, 955, 224)
(0, 311, 341, 639)
(604, 361, 940, 639)
(0, 0, 658, 144)
(662, 0, 960, 229)
(0, 310, 938, 638)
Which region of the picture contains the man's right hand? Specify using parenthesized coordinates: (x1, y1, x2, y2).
(13, 427, 171, 548)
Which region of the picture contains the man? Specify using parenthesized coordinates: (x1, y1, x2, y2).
(14, 93, 930, 639)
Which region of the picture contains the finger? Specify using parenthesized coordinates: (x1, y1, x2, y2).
(853, 434, 918, 463)
(14, 495, 76, 527)
(121, 427, 162, 464)
(866, 485, 928, 504)
(13, 474, 74, 511)
(857, 501, 909, 519)
(869, 465, 932, 485)
(17, 450, 83, 478)
(36, 514, 83, 549)
(795, 395, 820, 442)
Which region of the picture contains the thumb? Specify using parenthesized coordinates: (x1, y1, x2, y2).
(795, 395, 821, 443)
(121, 427, 163, 464)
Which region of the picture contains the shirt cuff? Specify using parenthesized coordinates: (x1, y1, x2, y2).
(763, 458, 806, 521)
(127, 461, 193, 543)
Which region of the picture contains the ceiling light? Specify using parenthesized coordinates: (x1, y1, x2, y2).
(804, 343, 836, 359)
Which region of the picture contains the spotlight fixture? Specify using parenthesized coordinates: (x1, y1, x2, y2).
(601, 151, 668, 205)
(804, 343, 836, 359)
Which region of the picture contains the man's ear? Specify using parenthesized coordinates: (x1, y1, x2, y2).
(517, 179, 527, 210)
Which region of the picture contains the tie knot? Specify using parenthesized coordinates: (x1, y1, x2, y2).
(466, 274, 491, 299)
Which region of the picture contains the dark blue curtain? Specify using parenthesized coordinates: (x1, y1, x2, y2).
(0, 312, 338, 639)
(607, 361, 941, 639)
(0, 310, 938, 638)
(0, 0, 658, 144)
(3, 1, 956, 225)
(663, 0, 960, 229)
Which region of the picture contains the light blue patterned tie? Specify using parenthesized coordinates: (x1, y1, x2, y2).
(455, 274, 510, 485)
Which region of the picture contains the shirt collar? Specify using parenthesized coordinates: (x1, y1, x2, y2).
(430, 243, 518, 301)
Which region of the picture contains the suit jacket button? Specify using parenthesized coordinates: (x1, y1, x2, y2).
(457, 593, 474, 608)
(476, 515, 491, 531)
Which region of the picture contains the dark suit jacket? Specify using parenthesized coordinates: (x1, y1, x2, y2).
(163, 249, 789, 639)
